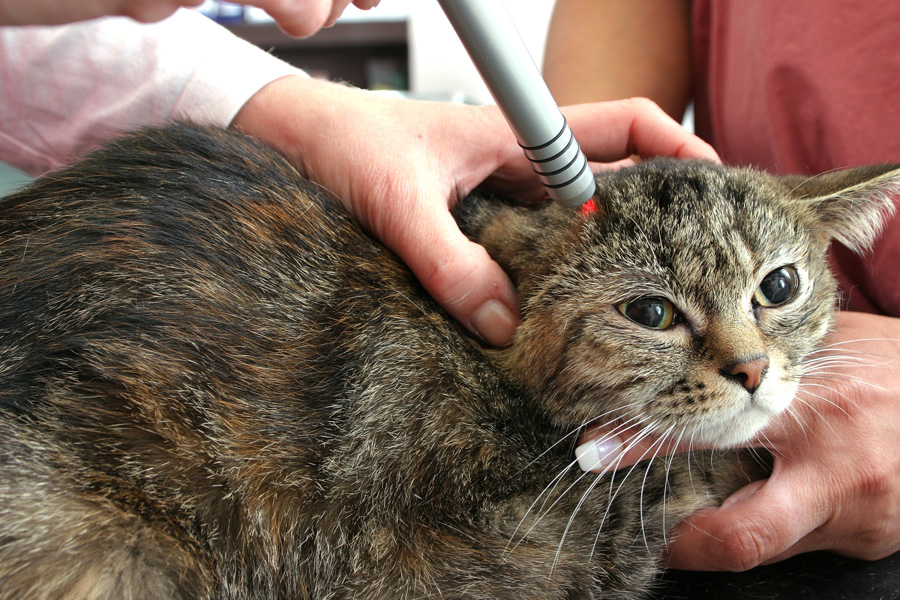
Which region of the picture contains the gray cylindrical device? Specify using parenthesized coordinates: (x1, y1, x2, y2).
(438, 0, 596, 208)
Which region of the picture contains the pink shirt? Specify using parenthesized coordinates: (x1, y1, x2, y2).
(0, 9, 301, 176)
(692, 0, 900, 315)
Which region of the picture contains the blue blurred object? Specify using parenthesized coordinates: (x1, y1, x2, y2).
(198, 1, 245, 24)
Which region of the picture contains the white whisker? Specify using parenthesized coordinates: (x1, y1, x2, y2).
(660, 426, 688, 545)
(638, 424, 677, 553)
(587, 420, 672, 561)
(505, 407, 646, 558)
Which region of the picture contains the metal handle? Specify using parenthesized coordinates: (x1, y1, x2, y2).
(438, 0, 596, 208)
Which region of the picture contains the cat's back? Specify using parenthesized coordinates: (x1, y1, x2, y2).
(0, 124, 459, 598)
(1, 124, 373, 419)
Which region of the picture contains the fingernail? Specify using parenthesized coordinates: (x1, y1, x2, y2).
(470, 300, 517, 347)
(575, 435, 623, 472)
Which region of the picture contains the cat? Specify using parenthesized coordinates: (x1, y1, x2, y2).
(0, 123, 896, 600)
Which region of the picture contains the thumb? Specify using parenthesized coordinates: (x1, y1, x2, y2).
(664, 477, 811, 571)
(384, 201, 520, 347)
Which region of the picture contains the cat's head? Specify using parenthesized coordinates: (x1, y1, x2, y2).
(468, 160, 900, 447)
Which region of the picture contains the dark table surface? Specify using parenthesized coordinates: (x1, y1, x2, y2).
(650, 551, 900, 599)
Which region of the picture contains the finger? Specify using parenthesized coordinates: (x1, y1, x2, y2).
(383, 201, 520, 347)
(324, 0, 354, 27)
(254, 0, 332, 37)
(665, 476, 819, 571)
(575, 423, 710, 473)
(565, 98, 720, 164)
(119, 1, 202, 23)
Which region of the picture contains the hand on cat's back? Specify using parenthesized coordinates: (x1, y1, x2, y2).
(657, 311, 900, 570)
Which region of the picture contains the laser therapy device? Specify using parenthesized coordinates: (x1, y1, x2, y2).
(438, 0, 596, 208)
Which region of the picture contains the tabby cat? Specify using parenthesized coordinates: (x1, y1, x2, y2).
(0, 124, 896, 599)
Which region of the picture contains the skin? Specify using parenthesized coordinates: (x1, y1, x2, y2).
(543, 0, 692, 120)
(545, 0, 900, 571)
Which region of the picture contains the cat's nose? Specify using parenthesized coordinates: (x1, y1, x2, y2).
(722, 356, 770, 394)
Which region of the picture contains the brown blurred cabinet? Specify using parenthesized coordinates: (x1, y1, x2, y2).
(226, 20, 409, 90)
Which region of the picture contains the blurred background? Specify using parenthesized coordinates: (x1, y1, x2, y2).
(201, 0, 556, 103)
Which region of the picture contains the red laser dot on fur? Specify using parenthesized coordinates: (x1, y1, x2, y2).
(580, 198, 598, 216)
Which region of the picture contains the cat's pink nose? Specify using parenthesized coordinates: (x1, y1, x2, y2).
(727, 356, 770, 394)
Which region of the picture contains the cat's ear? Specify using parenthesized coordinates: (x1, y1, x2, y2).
(783, 165, 900, 252)
(456, 197, 576, 291)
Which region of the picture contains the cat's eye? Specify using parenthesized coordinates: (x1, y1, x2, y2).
(754, 266, 799, 307)
(617, 297, 681, 330)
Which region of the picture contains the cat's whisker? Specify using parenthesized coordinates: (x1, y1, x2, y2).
(588, 420, 673, 561)
(514, 406, 635, 478)
(525, 412, 647, 533)
(803, 355, 877, 369)
(551, 460, 612, 574)
(638, 424, 678, 553)
(788, 393, 842, 437)
(505, 407, 651, 555)
(504, 410, 648, 558)
(503, 459, 579, 556)
(595, 422, 668, 522)
(592, 414, 659, 501)
(746, 445, 772, 470)
(659, 426, 689, 546)
(510, 454, 615, 561)
(513, 426, 583, 479)
(818, 337, 900, 349)
(805, 343, 899, 368)
(800, 373, 889, 396)
(751, 412, 799, 460)
(752, 424, 786, 452)
(802, 361, 887, 378)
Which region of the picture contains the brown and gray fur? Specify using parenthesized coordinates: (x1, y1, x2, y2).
(0, 123, 896, 599)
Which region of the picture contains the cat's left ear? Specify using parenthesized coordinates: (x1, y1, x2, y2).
(784, 164, 900, 252)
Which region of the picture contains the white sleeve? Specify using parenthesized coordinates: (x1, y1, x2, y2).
(0, 9, 304, 176)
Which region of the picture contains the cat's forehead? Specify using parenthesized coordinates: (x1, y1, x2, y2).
(576, 160, 812, 298)
(603, 161, 768, 216)
(591, 160, 800, 245)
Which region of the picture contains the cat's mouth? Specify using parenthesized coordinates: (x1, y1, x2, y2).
(575, 412, 766, 473)
(671, 382, 794, 449)
(576, 382, 795, 471)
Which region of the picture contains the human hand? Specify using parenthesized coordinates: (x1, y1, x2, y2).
(232, 76, 718, 346)
(0, 0, 379, 36)
(577, 311, 900, 570)
(668, 311, 900, 570)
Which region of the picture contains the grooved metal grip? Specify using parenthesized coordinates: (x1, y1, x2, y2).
(438, 0, 596, 208)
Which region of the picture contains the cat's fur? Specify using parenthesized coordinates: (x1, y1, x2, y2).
(0, 123, 896, 599)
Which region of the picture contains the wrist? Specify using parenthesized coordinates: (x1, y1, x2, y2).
(230, 75, 353, 174)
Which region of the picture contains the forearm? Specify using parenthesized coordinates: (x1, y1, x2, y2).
(0, 9, 299, 175)
(542, 0, 692, 120)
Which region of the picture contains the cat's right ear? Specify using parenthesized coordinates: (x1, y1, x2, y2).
(785, 165, 900, 253)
